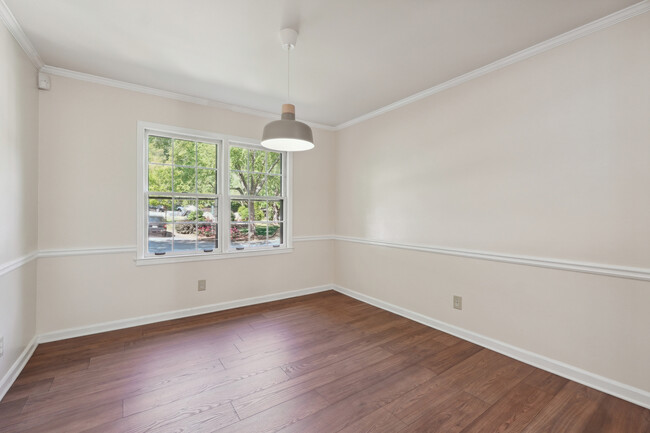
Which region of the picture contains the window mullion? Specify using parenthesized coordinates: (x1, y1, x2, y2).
(220, 140, 230, 254)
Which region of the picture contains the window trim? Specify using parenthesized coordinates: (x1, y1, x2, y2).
(136, 121, 293, 265)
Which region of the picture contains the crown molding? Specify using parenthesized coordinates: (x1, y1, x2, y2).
(2, 0, 648, 130)
(0, 0, 43, 68)
(335, 0, 650, 130)
(39, 65, 337, 131)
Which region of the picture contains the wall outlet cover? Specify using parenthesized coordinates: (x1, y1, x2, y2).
(453, 295, 462, 310)
(198, 280, 206, 291)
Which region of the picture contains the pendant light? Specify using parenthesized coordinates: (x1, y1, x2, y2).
(261, 28, 314, 152)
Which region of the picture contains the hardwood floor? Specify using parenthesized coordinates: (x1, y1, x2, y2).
(1, 291, 648, 432)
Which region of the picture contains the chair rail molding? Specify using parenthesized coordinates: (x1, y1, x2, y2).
(2, 236, 648, 282)
(332, 235, 650, 282)
(0, 251, 38, 278)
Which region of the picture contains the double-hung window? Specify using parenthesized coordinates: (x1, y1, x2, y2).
(137, 122, 291, 263)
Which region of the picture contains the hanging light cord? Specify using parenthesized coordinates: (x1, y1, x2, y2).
(287, 47, 291, 103)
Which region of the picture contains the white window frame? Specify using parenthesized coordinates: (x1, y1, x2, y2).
(136, 121, 293, 265)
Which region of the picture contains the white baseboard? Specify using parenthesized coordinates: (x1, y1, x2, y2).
(0, 335, 38, 401)
(332, 284, 650, 410)
(38, 284, 332, 343)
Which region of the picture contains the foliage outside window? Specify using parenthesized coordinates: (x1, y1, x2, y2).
(229, 145, 284, 249)
(140, 124, 289, 261)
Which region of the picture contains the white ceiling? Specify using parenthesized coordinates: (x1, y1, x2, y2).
(4, 0, 640, 126)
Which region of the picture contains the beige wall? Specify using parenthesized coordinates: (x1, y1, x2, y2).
(37, 75, 335, 333)
(0, 23, 39, 383)
(334, 13, 650, 392)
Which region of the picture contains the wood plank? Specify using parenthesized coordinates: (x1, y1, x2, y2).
(232, 346, 393, 419)
(0, 398, 28, 429)
(521, 368, 569, 396)
(380, 326, 439, 354)
(459, 382, 556, 433)
(336, 407, 408, 433)
(85, 385, 243, 433)
(123, 366, 288, 416)
(0, 378, 53, 402)
(381, 333, 450, 367)
(461, 355, 535, 404)
(279, 365, 436, 433)
(582, 394, 650, 433)
(437, 348, 535, 404)
(418, 339, 483, 375)
(384, 375, 461, 425)
(315, 353, 412, 403)
(49, 335, 239, 393)
(12, 358, 90, 386)
(0, 400, 123, 433)
(21, 359, 225, 418)
(219, 325, 359, 370)
(215, 390, 328, 433)
(281, 326, 418, 378)
(399, 390, 489, 433)
(520, 381, 605, 433)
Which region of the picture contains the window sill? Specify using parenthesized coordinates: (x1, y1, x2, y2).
(135, 247, 293, 266)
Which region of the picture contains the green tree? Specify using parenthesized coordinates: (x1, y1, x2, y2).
(230, 147, 282, 233)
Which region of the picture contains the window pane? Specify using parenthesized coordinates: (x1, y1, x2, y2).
(231, 199, 248, 221)
(250, 173, 265, 196)
(230, 223, 249, 249)
(198, 199, 217, 223)
(174, 139, 196, 166)
(229, 146, 248, 171)
(197, 169, 217, 194)
(173, 223, 197, 253)
(148, 224, 172, 254)
(149, 197, 172, 219)
(251, 150, 266, 173)
(253, 201, 267, 222)
(242, 174, 256, 195)
(268, 223, 283, 245)
(173, 167, 196, 193)
(149, 165, 172, 192)
(148, 196, 173, 255)
(229, 172, 246, 196)
(259, 176, 271, 196)
(197, 142, 218, 168)
(198, 223, 218, 251)
(267, 200, 283, 222)
(250, 223, 268, 246)
(175, 198, 197, 222)
(149, 136, 172, 164)
(268, 152, 282, 174)
(265, 175, 282, 197)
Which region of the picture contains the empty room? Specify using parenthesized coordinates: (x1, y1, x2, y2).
(1, 0, 649, 432)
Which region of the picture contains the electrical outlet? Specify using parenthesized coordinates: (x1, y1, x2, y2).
(0, 336, 4, 358)
(198, 280, 206, 291)
(453, 296, 462, 310)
